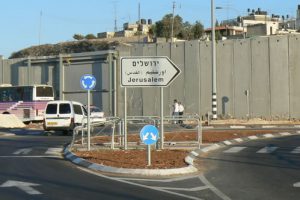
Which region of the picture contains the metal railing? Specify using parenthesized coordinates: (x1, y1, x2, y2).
(70, 114, 202, 151)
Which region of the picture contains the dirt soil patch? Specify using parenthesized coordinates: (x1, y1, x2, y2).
(75, 149, 188, 169)
(74, 129, 288, 169)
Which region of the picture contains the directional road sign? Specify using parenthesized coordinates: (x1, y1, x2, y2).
(80, 74, 96, 90)
(121, 56, 181, 87)
(140, 125, 159, 145)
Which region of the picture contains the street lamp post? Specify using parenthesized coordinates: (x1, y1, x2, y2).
(211, 0, 218, 120)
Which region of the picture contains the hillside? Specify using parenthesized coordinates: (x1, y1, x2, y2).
(9, 36, 144, 59)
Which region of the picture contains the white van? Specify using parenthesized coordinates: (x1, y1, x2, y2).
(43, 100, 87, 133)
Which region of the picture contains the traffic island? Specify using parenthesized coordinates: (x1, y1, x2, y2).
(64, 129, 298, 176)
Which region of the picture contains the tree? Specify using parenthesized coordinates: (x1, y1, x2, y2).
(85, 34, 97, 40)
(73, 34, 84, 40)
(155, 14, 184, 40)
(192, 21, 204, 39)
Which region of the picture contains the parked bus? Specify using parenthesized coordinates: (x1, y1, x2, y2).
(0, 84, 54, 122)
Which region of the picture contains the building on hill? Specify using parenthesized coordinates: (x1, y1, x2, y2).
(97, 19, 153, 39)
(205, 6, 300, 40)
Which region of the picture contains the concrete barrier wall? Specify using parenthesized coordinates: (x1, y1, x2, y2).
(269, 36, 289, 119)
(2, 35, 300, 120)
(217, 40, 234, 118)
(233, 39, 251, 118)
(251, 37, 271, 118)
(289, 35, 300, 119)
(184, 41, 200, 115)
(199, 41, 212, 116)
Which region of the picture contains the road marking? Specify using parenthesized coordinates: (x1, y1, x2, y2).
(230, 125, 245, 129)
(248, 136, 258, 140)
(0, 180, 42, 195)
(78, 167, 204, 200)
(257, 146, 278, 154)
(291, 147, 300, 154)
(279, 132, 291, 136)
(223, 147, 247, 153)
(13, 148, 32, 155)
(293, 182, 300, 187)
(45, 148, 63, 155)
(198, 175, 232, 200)
(263, 134, 274, 138)
(234, 138, 243, 143)
(0, 155, 61, 158)
(201, 144, 220, 152)
(262, 125, 276, 128)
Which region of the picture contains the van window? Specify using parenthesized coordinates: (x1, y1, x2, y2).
(46, 104, 57, 114)
(82, 106, 87, 116)
(74, 104, 83, 115)
(59, 103, 71, 114)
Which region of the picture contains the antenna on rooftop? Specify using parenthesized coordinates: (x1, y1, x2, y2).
(38, 10, 42, 45)
(113, 1, 118, 32)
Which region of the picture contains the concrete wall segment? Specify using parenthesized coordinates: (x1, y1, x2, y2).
(269, 36, 289, 118)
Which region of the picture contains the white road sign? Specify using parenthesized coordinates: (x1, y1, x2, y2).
(121, 56, 181, 87)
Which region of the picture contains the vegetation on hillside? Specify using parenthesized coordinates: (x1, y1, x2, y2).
(10, 40, 119, 59)
(154, 14, 204, 40)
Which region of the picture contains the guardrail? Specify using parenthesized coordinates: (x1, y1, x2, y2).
(70, 114, 202, 151)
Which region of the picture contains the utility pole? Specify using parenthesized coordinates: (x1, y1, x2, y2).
(211, 0, 218, 120)
(38, 10, 42, 45)
(113, 1, 117, 32)
(171, 1, 176, 42)
(138, 2, 141, 43)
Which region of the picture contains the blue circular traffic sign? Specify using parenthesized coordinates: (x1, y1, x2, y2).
(140, 125, 159, 145)
(80, 74, 96, 90)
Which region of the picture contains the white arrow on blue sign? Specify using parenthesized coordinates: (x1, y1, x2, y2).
(140, 125, 159, 145)
(80, 74, 96, 90)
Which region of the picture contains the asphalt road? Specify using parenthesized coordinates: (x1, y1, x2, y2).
(196, 135, 300, 200)
(1, 128, 300, 200)
(0, 133, 194, 200)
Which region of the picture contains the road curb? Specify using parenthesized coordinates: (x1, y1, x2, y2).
(185, 131, 300, 165)
(64, 131, 300, 176)
(63, 145, 198, 176)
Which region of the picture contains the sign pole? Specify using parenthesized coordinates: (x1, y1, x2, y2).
(147, 145, 151, 166)
(124, 87, 127, 150)
(87, 89, 91, 151)
(160, 87, 164, 149)
(80, 74, 96, 151)
(140, 125, 159, 167)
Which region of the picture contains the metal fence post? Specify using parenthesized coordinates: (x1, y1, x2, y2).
(111, 123, 115, 149)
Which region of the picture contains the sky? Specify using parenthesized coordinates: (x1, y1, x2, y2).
(0, 0, 299, 58)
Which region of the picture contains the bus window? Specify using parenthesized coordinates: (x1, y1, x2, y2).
(36, 86, 53, 97)
(23, 87, 33, 101)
